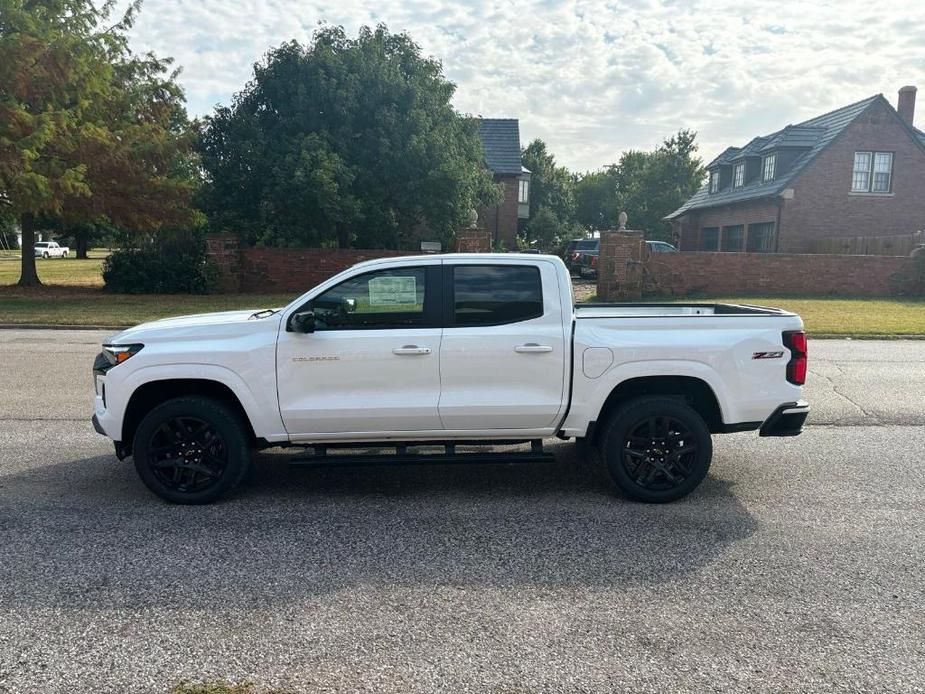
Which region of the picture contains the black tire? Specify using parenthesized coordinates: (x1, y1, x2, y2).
(133, 396, 253, 504)
(61, 251, 67, 258)
(600, 396, 712, 503)
(42, 252, 49, 259)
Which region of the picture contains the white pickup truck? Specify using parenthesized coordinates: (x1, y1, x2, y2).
(92, 254, 809, 505)
(33, 241, 69, 258)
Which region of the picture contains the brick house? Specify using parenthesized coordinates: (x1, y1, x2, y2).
(667, 87, 925, 253)
(476, 118, 530, 249)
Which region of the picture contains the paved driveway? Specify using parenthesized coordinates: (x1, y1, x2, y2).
(0, 330, 923, 693)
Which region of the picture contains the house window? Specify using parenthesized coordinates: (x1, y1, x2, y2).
(852, 152, 872, 191)
(721, 225, 745, 252)
(700, 227, 719, 251)
(709, 171, 720, 193)
(518, 179, 529, 204)
(762, 154, 776, 182)
(872, 152, 893, 192)
(852, 151, 893, 192)
(747, 222, 776, 253)
(733, 163, 745, 188)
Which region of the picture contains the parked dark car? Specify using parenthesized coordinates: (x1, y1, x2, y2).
(564, 238, 678, 279)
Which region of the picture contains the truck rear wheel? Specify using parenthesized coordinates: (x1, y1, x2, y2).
(600, 396, 712, 503)
(132, 396, 253, 504)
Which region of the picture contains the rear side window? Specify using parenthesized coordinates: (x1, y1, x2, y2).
(450, 265, 543, 326)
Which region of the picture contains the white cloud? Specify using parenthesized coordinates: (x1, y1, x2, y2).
(125, 0, 925, 170)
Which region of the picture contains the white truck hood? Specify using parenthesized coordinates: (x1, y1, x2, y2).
(107, 309, 280, 343)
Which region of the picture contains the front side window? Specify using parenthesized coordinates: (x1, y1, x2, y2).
(762, 154, 776, 182)
(310, 267, 428, 330)
(733, 163, 745, 188)
(451, 265, 543, 326)
(518, 179, 529, 204)
(700, 227, 719, 251)
(721, 225, 745, 252)
(709, 171, 720, 193)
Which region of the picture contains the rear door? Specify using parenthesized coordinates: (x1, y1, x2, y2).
(277, 262, 443, 437)
(438, 260, 569, 431)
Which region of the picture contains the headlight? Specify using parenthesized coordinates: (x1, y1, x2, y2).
(101, 343, 144, 369)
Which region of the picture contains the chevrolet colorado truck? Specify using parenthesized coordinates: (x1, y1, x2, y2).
(92, 254, 809, 505)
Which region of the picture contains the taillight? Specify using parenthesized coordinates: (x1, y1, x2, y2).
(571, 251, 580, 261)
(783, 331, 807, 385)
(591, 255, 597, 267)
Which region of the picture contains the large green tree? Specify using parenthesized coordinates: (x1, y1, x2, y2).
(609, 129, 705, 241)
(0, 0, 200, 286)
(520, 138, 578, 250)
(198, 25, 499, 250)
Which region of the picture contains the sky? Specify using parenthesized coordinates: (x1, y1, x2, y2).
(125, 0, 925, 172)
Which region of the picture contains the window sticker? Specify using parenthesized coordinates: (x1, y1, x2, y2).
(368, 276, 417, 306)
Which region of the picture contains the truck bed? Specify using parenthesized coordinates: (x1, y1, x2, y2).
(575, 302, 794, 318)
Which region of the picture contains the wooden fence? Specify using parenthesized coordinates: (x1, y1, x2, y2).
(809, 231, 924, 256)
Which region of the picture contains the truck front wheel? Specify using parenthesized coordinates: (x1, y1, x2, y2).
(600, 396, 712, 503)
(132, 396, 253, 504)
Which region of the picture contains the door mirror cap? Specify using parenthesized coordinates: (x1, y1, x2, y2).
(289, 310, 315, 333)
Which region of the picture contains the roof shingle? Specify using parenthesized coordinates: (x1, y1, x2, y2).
(477, 118, 523, 175)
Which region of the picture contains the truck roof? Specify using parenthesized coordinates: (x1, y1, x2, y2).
(350, 253, 564, 272)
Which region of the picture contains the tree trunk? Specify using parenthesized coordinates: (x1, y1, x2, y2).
(17, 212, 42, 288)
(76, 233, 89, 259)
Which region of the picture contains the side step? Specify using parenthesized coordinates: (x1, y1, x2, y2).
(289, 440, 554, 468)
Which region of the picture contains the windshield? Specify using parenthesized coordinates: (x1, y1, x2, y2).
(575, 240, 598, 250)
(34, 243, 49, 247)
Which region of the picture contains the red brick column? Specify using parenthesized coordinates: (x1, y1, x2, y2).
(597, 230, 646, 300)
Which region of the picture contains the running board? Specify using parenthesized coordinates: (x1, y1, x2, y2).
(289, 441, 554, 468)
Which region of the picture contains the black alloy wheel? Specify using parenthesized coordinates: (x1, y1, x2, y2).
(621, 415, 697, 491)
(145, 415, 229, 494)
(601, 396, 712, 503)
(133, 396, 252, 504)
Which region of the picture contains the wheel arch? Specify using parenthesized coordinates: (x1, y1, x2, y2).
(590, 375, 724, 443)
(121, 379, 259, 451)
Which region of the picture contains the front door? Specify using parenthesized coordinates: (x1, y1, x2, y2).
(438, 261, 569, 431)
(277, 264, 443, 437)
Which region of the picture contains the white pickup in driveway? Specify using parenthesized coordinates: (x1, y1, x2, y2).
(33, 241, 69, 258)
(91, 254, 809, 504)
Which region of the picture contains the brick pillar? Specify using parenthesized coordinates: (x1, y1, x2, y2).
(205, 233, 241, 292)
(454, 228, 491, 252)
(596, 230, 646, 301)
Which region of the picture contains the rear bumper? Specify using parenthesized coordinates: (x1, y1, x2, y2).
(91, 413, 106, 435)
(760, 401, 810, 437)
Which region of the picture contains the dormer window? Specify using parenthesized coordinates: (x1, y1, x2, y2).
(762, 154, 776, 182)
(733, 163, 745, 188)
(709, 171, 720, 193)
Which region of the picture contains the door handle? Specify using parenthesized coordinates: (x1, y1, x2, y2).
(515, 343, 553, 353)
(392, 345, 432, 355)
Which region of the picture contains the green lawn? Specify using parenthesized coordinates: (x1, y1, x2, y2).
(0, 254, 108, 287)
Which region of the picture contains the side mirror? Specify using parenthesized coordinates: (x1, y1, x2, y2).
(289, 310, 315, 333)
(343, 297, 357, 313)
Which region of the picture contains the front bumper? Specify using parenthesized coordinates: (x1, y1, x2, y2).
(760, 401, 810, 437)
(91, 413, 106, 435)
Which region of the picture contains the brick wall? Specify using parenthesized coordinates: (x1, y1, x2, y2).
(455, 228, 491, 252)
(477, 175, 520, 249)
(678, 199, 780, 251)
(645, 252, 918, 297)
(236, 248, 424, 293)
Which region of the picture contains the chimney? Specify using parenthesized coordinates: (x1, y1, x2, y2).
(897, 85, 917, 126)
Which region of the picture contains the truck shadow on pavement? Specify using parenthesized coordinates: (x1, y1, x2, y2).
(0, 444, 759, 608)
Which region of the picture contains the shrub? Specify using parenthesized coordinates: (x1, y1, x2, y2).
(103, 230, 218, 294)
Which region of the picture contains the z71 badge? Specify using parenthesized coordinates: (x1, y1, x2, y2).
(752, 351, 784, 359)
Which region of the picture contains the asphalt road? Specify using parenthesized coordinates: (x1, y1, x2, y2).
(1, 330, 923, 693)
